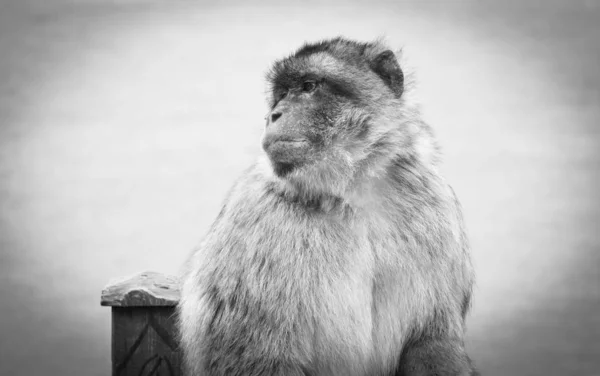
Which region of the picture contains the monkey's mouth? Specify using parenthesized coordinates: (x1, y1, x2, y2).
(262, 136, 310, 178)
(262, 136, 310, 164)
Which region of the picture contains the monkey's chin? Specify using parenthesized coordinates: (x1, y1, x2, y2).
(264, 143, 310, 178)
(271, 161, 298, 178)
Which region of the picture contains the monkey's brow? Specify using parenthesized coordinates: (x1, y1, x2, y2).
(270, 74, 359, 105)
(273, 72, 322, 88)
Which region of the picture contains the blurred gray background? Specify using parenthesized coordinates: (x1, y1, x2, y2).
(0, 0, 598, 375)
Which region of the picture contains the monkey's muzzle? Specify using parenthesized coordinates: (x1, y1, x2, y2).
(262, 134, 310, 164)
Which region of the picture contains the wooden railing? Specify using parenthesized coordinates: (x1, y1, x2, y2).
(101, 271, 182, 376)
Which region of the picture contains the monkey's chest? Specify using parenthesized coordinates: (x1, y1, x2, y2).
(227, 215, 377, 373)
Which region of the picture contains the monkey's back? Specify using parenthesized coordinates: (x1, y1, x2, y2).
(179, 160, 473, 376)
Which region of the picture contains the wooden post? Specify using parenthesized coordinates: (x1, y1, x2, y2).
(101, 271, 182, 376)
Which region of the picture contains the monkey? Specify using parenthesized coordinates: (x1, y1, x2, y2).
(177, 37, 479, 376)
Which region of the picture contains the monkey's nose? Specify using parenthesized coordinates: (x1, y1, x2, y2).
(270, 112, 282, 123)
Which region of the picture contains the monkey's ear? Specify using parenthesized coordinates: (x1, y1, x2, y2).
(370, 50, 404, 98)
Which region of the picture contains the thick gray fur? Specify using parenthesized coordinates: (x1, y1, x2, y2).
(178, 37, 478, 376)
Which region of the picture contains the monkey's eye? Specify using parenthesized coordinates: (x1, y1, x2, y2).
(302, 80, 317, 93)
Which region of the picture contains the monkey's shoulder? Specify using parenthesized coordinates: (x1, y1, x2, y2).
(198, 161, 467, 265)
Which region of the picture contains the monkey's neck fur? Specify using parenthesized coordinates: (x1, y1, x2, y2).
(259, 139, 440, 216)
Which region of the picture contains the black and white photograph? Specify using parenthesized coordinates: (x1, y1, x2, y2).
(0, 1, 598, 375)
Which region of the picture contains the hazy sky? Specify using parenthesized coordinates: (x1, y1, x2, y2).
(0, 1, 599, 375)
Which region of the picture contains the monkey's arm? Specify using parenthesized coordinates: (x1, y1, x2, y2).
(396, 335, 480, 376)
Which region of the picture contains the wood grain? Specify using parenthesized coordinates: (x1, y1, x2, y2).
(112, 307, 181, 376)
(102, 271, 183, 375)
(101, 271, 181, 307)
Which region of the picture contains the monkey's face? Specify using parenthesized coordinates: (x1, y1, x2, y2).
(263, 38, 406, 195)
(262, 65, 345, 178)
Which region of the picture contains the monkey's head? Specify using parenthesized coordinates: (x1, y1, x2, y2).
(263, 37, 430, 198)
